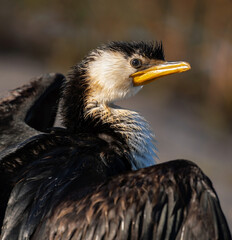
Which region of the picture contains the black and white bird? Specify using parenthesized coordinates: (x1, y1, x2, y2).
(0, 41, 231, 240)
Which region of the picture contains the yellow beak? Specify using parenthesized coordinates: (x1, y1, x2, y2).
(130, 61, 191, 86)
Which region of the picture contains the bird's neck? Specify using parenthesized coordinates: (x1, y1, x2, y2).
(61, 76, 157, 170)
(84, 99, 157, 169)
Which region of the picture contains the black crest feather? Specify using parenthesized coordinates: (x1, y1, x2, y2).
(99, 41, 165, 60)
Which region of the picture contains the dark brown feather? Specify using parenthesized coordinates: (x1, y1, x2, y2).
(31, 160, 231, 240)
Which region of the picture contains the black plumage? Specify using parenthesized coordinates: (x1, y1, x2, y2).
(99, 41, 165, 60)
(0, 42, 231, 240)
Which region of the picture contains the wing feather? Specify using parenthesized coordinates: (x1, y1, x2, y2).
(33, 160, 231, 240)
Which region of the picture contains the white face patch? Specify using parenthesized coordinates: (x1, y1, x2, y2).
(87, 50, 143, 103)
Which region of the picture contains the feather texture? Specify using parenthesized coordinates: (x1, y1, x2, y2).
(0, 42, 231, 240)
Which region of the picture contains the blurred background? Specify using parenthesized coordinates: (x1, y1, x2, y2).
(0, 0, 231, 230)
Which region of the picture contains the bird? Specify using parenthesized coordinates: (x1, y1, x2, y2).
(0, 41, 231, 240)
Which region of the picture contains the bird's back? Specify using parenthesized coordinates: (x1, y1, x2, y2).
(2, 145, 230, 240)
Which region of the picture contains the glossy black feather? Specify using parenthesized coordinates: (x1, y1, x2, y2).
(0, 73, 65, 152)
(24, 73, 65, 132)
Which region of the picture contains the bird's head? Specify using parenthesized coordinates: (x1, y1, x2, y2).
(62, 41, 191, 168)
(63, 41, 190, 133)
(73, 41, 190, 104)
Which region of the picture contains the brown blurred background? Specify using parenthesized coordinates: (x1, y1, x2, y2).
(0, 0, 231, 230)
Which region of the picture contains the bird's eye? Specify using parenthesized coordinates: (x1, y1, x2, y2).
(130, 58, 142, 68)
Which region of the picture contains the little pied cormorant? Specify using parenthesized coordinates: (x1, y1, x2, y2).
(0, 41, 231, 240)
